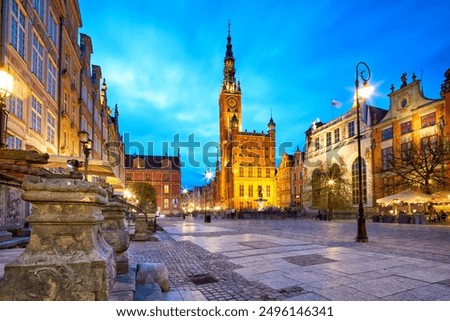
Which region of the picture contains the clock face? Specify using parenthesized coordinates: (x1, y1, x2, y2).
(227, 97, 237, 108)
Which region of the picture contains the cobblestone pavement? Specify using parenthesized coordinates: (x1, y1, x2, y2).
(129, 216, 450, 301)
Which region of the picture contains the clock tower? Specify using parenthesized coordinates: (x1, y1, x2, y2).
(219, 22, 242, 138)
(216, 23, 277, 210)
(218, 23, 242, 206)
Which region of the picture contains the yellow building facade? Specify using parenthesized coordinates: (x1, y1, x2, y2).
(372, 72, 450, 200)
(217, 26, 276, 210)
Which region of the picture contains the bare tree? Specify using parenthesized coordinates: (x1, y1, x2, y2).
(378, 135, 450, 194)
(305, 162, 353, 212)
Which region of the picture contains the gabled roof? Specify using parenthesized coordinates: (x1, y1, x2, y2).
(367, 105, 388, 126)
(124, 154, 181, 170)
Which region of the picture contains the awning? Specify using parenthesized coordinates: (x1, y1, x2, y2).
(376, 189, 448, 205)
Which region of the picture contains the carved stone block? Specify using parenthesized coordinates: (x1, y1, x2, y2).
(0, 178, 116, 301)
(102, 200, 130, 274)
(133, 213, 149, 241)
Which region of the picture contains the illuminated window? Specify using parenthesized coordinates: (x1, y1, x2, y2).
(348, 121, 355, 138)
(401, 142, 412, 164)
(47, 59, 57, 100)
(312, 169, 321, 207)
(421, 135, 437, 151)
(8, 96, 23, 120)
(10, 0, 26, 58)
(421, 112, 436, 128)
(164, 185, 169, 194)
(239, 185, 244, 197)
(334, 128, 340, 143)
(81, 117, 87, 131)
(381, 147, 393, 170)
(7, 136, 22, 150)
(46, 113, 56, 144)
(48, 11, 58, 45)
(352, 157, 367, 205)
(31, 96, 42, 133)
(248, 185, 253, 197)
(32, 33, 44, 81)
(400, 121, 412, 135)
(326, 132, 332, 146)
(381, 127, 393, 141)
(163, 198, 169, 209)
(63, 91, 68, 113)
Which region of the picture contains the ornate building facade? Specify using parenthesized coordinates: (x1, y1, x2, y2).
(216, 26, 277, 210)
(303, 70, 450, 214)
(0, 0, 124, 243)
(1, 0, 124, 188)
(303, 100, 387, 214)
(372, 71, 450, 200)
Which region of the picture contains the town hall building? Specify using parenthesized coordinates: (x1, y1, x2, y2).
(215, 25, 277, 210)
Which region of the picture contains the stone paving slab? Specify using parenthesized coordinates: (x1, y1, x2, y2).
(400, 265, 450, 283)
(348, 275, 428, 298)
(150, 217, 450, 301)
(1, 217, 450, 301)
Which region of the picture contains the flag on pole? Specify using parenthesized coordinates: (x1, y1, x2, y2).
(331, 99, 342, 108)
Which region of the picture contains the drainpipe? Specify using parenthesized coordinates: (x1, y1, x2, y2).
(56, 17, 64, 155)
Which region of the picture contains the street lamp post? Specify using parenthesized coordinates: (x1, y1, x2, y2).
(204, 170, 213, 223)
(0, 69, 14, 148)
(78, 130, 92, 181)
(355, 62, 370, 242)
(182, 188, 189, 218)
(327, 179, 334, 221)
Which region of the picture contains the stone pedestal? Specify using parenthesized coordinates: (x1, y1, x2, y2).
(133, 213, 149, 241)
(0, 178, 116, 300)
(102, 199, 130, 274)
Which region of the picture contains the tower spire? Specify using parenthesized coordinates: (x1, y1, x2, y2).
(223, 21, 238, 93)
(226, 20, 233, 58)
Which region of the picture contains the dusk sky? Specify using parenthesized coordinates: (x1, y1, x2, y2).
(78, 0, 449, 188)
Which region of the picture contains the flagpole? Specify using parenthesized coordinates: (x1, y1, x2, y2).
(331, 100, 334, 119)
(331, 99, 334, 120)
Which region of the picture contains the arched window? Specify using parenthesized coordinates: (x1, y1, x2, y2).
(352, 157, 367, 205)
(330, 163, 341, 179)
(312, 169, 321, 207)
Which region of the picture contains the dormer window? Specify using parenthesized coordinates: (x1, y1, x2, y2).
(132, 157, 144, 168)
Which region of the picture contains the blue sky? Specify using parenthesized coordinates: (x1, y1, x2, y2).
(79, 0, 450, 188)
